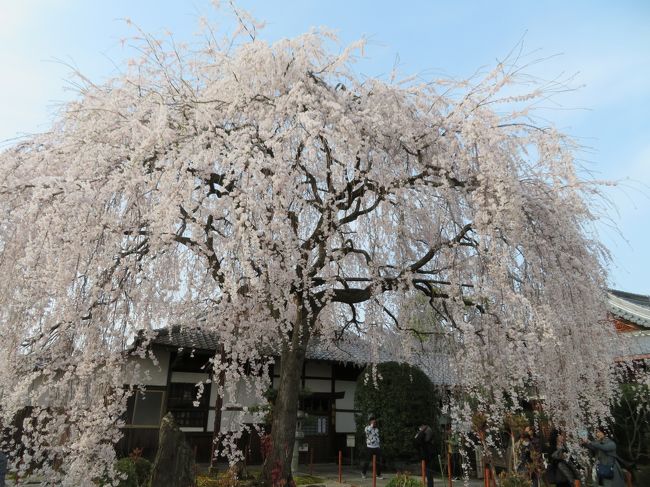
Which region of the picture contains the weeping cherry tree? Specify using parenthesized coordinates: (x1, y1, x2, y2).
(0, 13, 622, 486)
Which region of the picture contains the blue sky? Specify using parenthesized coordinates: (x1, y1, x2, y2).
(1, 0, 649, 294)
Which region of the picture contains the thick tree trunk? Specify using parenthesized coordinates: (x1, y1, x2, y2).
(261, 308, 310, 486)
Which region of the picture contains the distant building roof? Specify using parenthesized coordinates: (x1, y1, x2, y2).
(607, 289, 650, 329)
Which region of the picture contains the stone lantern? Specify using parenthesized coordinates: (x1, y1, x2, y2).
(291, 410, 306, 473)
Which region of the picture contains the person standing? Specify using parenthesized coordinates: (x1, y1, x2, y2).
(415, 424, 435, 487)
(362, 416, 383, 479)
(0, 448, 6, 487)
(583, 427, 625, 487)
(514, 426, 541, 487)
(546, 429, 577, 487)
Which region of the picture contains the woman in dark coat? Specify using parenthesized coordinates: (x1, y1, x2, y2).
(546, 429, 577, 487)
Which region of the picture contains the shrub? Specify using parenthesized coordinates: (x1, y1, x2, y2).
(113, 458, 138, 487)
(132, 457, 152, 486)
(611, 384, 650, 464)
(497, 472, 532, 487)
(98, 457, 149, 487)
(355, 362, 442, 464)
(198, 469, 241, 487)
(385, 472, 422, 487)
(196, 475, 221, 487)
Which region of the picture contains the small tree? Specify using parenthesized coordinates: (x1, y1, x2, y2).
(355, 362, 442, 464)
(611, 383, 650, 463)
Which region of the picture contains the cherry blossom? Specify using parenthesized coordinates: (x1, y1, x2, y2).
(0, 13, 623, 485)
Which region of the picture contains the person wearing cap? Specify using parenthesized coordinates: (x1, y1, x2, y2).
(582, 427, 625, 487)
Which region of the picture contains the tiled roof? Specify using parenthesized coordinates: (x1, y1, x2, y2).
(607, 289, 650, 329)
(149, 325, 220, 351)
(147, 325, 389, 366)
(144, 325, 455, 385)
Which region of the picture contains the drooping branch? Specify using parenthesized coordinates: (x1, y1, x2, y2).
(408, 223, 474, 273)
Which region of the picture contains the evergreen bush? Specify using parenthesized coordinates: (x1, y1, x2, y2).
(355, 362, 442, 464)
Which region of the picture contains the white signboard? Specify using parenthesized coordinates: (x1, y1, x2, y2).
(346, 434, 356, 447)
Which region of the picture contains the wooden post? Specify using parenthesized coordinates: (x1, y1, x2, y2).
(338, 450, 342, 483)
(624, 470, 633, 487)
(310, 448, 314, 476)
(193, 445, 199, 480)
(421, 459, 426, 487)
(573, 480, 580, 487)
(372, 454, 377, 487)
(483, 463, 490, 487)
(490, 465, 498, 487)
(447, 447, 452, 487)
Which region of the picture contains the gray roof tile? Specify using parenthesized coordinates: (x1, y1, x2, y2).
(147, 325, 387, 366)
(608, 289, 650, 328)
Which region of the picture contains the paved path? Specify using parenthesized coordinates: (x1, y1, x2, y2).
(4, 463, 486, 486)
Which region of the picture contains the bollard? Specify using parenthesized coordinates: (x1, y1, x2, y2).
(483, 464, 490, 487)
(310, 448, 314, 476)
(447, 449, 452, 487)
(421, 460, 426, 487)
(573, 480, 580, 487)
(624, 470, 633, 487)
(372, 454, 377, 487)
(338, 450, 342, 483)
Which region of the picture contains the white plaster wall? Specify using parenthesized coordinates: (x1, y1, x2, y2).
(31, 375, 52, 407)
(335, 411, 356, 433)
(123, 350, 170, 386)
(304, 378, 331, 393)
(214, 410, 260, 433)
(209, 378, 265, 408)
(334, 380, 356, 410)
(305, 361, 331, 378)
(207, 410, 217, 432)
(274, 358, 281, 374)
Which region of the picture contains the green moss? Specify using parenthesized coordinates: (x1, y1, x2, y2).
(293, 475, 325, 485)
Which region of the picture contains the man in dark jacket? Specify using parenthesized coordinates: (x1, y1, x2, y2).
(0, 448, 7, 487)
(415, 424, 435, 487)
